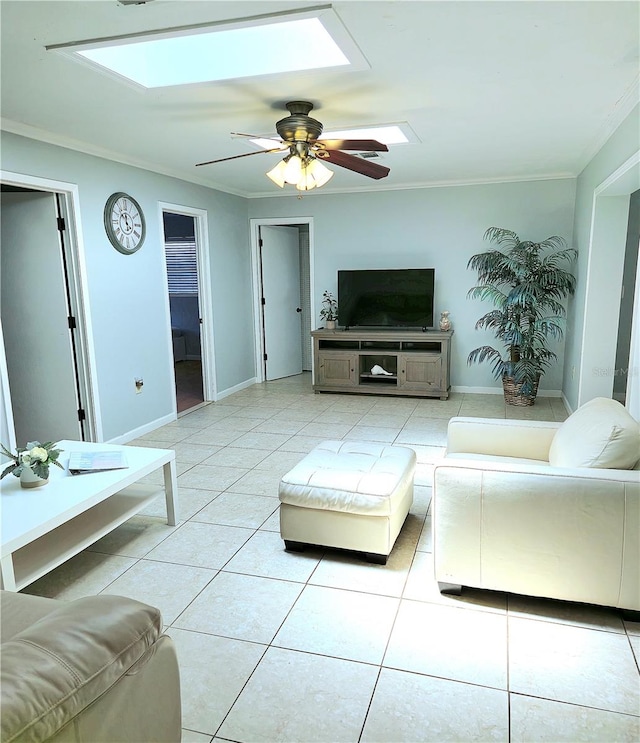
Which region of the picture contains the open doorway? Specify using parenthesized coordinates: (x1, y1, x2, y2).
(251, 218, 313, 383)
(579, 152, 640, 418)
(163, 212, 203, 413)
(613, 189, 639, 406)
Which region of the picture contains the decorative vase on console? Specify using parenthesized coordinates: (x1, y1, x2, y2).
(439, 311, 452, 331)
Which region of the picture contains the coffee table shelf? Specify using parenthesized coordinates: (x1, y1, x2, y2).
(1, 441, 177, 592)
(7, 484, 164, 591)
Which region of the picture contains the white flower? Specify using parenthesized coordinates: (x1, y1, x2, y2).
(20, 452, 32, 465)
(30, 447, 49, 462)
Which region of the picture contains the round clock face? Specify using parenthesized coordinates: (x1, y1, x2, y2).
(104, 192, 146, 254)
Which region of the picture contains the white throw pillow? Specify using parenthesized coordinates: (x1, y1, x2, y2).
(549, 397, 640, 469)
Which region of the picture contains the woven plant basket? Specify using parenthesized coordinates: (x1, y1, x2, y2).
(502, 375, 539, 406)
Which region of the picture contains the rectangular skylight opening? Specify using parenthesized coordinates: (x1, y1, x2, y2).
(49, 7, 368, 89)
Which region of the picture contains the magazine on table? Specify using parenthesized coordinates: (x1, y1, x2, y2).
(68, 451, 129, 475)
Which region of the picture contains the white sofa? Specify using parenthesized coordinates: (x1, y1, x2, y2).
(432, 398, 640, 611)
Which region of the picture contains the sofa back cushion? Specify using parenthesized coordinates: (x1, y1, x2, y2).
(549, 397, 640, 469)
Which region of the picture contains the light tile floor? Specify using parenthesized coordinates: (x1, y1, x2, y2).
(23, 375, 640, 742)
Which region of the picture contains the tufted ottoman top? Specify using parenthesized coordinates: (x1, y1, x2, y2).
(279, 440, 416, 517)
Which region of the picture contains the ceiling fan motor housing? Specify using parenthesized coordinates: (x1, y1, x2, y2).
(276, 101, 323, 143)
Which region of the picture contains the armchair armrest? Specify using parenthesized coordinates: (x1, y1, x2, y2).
(446, 417, 560, 461)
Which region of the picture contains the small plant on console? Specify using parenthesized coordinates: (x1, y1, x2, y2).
(319, 290, 338, 326)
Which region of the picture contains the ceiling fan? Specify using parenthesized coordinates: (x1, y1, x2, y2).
(196, 101, 390, 190)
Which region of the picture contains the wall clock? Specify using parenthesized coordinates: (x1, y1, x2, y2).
(103, 192, 146, 254)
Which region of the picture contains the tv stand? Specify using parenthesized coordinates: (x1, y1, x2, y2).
(311, 328, 453, 399)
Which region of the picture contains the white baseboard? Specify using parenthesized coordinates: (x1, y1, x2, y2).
(215, 377, 257, 401)
(107, 412, 176, 444)
(452, 385, 563, 398)
(560, 392, 574, 414)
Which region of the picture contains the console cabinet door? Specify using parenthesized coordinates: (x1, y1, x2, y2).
(316, 352, 358, 387)
(398, 353, 442, 392)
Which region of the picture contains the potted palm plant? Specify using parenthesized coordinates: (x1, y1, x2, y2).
(467, 227, 577, 405)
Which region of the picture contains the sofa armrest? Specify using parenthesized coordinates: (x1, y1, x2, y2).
(433, 460, 640, 610)
(446, 417, 560, 460)
(1, 594, 174, 743)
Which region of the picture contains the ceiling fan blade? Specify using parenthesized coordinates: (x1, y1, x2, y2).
(231, 132, 282, 143)
(317, 139, 388, 152)
(196, 147, 285, 167)
(318, 150, 390, 180)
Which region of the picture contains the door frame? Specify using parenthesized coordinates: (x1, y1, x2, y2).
(158, 202, 216, 406)
(578, 150, 640, 416)
(0, 170, 101, 441)
(249, 217, 315, 383)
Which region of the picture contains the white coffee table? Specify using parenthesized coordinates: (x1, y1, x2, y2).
(1, 440, 178, 592)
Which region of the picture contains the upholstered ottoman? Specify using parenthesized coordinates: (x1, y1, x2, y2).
(279, 440, 416, 564)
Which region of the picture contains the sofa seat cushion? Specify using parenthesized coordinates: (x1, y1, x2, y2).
(1, 594, 162, 743)
(549, 397, 640, 469)
(279, 440, 416, 517)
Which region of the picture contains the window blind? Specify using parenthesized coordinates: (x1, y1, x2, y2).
(165, 240, 198, 295)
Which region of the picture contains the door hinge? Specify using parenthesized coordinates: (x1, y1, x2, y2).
(261, 297, 266, 305)
(263, 353, 268, 361)
(68, 316, 77, 329)
(258, 238, 263, 248)
(77, 408, 86, 422)
(57, 217, 66, 232)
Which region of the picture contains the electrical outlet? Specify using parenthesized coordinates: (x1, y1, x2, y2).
(571, 366, 576, 380)
(135, 377, 144, 394)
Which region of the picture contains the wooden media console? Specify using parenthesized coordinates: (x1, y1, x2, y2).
(311, 329, 453, 399)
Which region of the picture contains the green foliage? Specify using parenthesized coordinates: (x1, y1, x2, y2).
(0, 440, 64, 480)
(467, 227, 577, 395)
(319, 290, 338, 321)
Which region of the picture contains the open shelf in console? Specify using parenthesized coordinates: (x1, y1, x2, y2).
(359, 354, 398, 386)
(361, 340, 401, 351)
(318, 339, 360, 350)
(402, 341, 442, 352)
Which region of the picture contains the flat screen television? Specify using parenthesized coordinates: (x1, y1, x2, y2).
(338, 268, 435, 329)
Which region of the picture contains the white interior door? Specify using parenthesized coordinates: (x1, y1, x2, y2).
(1, 191, 81, 443)
(261, 225, 302, 380)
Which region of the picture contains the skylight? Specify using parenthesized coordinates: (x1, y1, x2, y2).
(50, 9, 363, 89)
(322, 126, 409, 145)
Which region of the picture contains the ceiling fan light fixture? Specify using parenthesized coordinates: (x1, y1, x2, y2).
(266, 148, 334, 191)
(265, 159, 288, 187)
(306, 157, 334, 187)
(283, 155, 304, 184)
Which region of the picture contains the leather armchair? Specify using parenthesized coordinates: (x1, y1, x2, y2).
(1, 592, 181, 743)
(432, 409, 640, 611)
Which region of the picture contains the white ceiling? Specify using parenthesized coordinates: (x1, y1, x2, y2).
(1, 0, 638, 198)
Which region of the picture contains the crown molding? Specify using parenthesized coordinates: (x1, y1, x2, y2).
(575, 75, 640, 174)
(2, 117, 576, 201)
(246, 172, 577, 199)
(0, 118, 249, 198)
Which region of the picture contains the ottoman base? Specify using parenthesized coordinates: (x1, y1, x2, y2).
(284, 539, 388, 565)
(279, 478, 413, 564)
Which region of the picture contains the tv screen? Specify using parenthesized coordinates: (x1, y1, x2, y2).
(338, 268, 435, 329)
